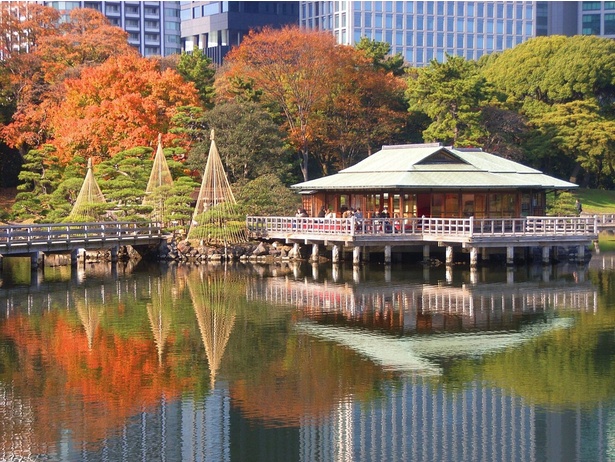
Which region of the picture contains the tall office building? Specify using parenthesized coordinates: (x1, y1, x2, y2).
(42, 1, 182, 57)
(579, 1, 615, 36)
(180, 1, 299, 65)
(300, 1, 547, 65)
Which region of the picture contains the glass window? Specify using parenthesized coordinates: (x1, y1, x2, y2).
(365, 1, 372, 11)
(467, 18, 474, 32)
(405, 49, 413, 62)
(192, 6, 201, 18)
(417, 15, 423, 29)
(467, 34, 473, 47)
(406, 14, 413, 28)
(605, 13, 615, 34)
(375, 13, 382, 27)
(355, 12, 362, 26)
(582, 14, 601, 34)
(582, 2, 601, 10)
(396, 1, 404, 13)
(386, 13, 393, 28)
(396, 14, 403, 28)
(427, 16, 434, 30)
(457, 18, 464, 32)
(386, 1, 393, 12)
(427, 2, 434, 14)
(447, 17, 454, 30)
(606, 2, 615, 9)
(487, 4, 494, 17)
(437, 1, 444, 15)
(427, 32, 433, 46)
(375, 1, 383, 12)
(180, 8, 191, 20)
(526, 5, 533, 19)
(417, 1, 423, 14)
(507, 4, 513, 17)
(365, 13, 372, 27)
(457, 34, 464, 47)
(447, 33, 454, 47)
(507, 19, 513, 34)
(487, 19, 494, 33)
(477, 35, 483, 48)
(437, 17, 444, 31)
(406, 31, 413, 45)
(437, 32, 444, 46)
(406, 1, 413, 14)
(497, 4, 504, 18)
(477, 3, 484, 17)
(497, 20, 504, 33)
(477, 19, 483, 33)
(396, 30, 403, 45)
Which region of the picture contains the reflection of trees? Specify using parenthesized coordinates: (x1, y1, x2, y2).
(476, 309, 615, 410)
(146, 276, 174, 364)
(76, 288, 104, 350)
(230, 328, 395, 428)
(186, 267, 239, 389)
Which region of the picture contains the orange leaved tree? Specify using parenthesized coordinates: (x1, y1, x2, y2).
(47, 54, 200, 163)
(217, 26, 339, 182)
(0, 5, 138, 157)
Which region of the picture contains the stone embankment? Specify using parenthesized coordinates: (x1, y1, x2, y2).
(158, 239, 307, 263)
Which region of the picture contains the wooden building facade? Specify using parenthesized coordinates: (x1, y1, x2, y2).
(293, 144, 576, 219)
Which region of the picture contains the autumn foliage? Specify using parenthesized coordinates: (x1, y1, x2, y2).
(49, 55, 199, 162)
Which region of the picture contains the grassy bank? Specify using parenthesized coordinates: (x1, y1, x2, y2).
(576, 188, 615, 215)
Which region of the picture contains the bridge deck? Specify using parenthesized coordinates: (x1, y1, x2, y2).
(247, 216, 599, 248)
(0, 221, 164, 257)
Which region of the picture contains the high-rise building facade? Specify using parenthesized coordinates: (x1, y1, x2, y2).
(180, 1, 300, 65)
(579, 1, 615, 36)
(42, 1, 182, 57)
(300, 1, 547, 65)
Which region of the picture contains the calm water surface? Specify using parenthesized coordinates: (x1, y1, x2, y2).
(1, 254, 615, 462)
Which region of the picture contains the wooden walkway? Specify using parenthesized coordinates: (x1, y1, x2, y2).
(0, 221, 163, 266)
(247, 215, 600, 265)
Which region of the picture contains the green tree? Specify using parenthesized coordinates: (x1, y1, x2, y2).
(236, 174, 301, 216)
(355, 37, 406, 76)
(176, 47, 216, 109)
(96, 147, 153, 220)
(45, 156, 88, 222)
(12, 145, 63, 220)
(481, 35, 615, 187)
(406, 54, 490, 145)
(164, 176, 199, 233)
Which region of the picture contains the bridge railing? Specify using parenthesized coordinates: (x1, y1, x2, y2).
(0, 221, 162, 246)
(246, 216, 599, 239)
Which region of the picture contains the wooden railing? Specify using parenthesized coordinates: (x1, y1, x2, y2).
(0, 221, 163, 254)
(246, 216, 599, 241)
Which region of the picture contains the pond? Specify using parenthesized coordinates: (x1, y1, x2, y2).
(1, 254, 615, 462)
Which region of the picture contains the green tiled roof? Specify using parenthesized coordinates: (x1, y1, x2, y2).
(293, 144, 577, 191)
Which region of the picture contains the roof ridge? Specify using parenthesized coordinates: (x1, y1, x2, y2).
(382, 143, 442, 150)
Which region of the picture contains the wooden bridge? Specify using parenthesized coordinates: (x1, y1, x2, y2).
(247, 215, 600, 266)
(0, 221, 164, 267)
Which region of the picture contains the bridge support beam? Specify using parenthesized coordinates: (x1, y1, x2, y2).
(445, 246, 453, 266)
(469, 247, 478, 267)
(384, 245, 391, 264)
(577, 245, 586, 263)
(310, 244, 319, 262)
(352, 246, 361, 265)
(542, 246, 550, 265)
(110, 246, 118, 263)
(506, 246, 515, 266)
(30, 251, 44, 269)
(423, 244, 430, 262)
(332, 244, 340, 263)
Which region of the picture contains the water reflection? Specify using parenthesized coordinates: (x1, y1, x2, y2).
(0, 257, 614, 461)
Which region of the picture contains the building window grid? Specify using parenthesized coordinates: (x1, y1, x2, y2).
(306, 1, 537, 65)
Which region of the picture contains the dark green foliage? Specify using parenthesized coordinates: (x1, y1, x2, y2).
(96, 147, 153, 221)
(164, 176, 199, 232)
(12, 145, 63, 220)
(236, 174, 301, 216)
(547, 191, 577, 217)
(406, 54, 490, 146)
(356, 37, 406, 76)
(176, 47, 216, 109)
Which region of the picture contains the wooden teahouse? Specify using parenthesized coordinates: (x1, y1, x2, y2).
(293, 143, 577, 219)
